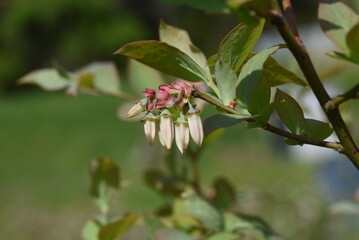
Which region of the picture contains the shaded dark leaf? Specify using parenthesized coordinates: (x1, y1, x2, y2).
(89, 157, 120, 198)
(203, 114, 251, 137)
(159, 0, 229, 13)
(144, 169, 183, 197)
(99, 213, 138, 240)
(275, 89, 305, 135)
(155, 228, 194, 240)
(212, 178, 236, 211)
(115, 41, 207, 82)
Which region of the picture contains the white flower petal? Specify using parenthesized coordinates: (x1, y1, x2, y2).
(175, 121, 189, 154)
(187, 109, 203, 147)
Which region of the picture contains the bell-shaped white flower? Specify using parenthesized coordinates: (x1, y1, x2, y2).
(187, 107, 203, 147)
(143, 113, 156, 146)
(175, 115, 189, 154)
(126, 99, 146, 118)
(159, 109, 174, 149)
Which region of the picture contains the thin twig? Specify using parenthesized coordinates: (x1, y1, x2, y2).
(326, 83, 359, 109)
(282, 0, 301, 44)
(263, 124, 342, 151)
(269, 10, 359, 170)
(192, 88, 246, 115)
(192, 88, 342, 152)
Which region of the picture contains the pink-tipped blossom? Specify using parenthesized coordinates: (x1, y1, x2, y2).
(187, 107, 203, 147)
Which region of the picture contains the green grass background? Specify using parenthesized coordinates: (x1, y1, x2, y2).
(1, 90, 358, 240)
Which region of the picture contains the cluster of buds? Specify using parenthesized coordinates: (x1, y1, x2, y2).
(126, 82, 203, 154)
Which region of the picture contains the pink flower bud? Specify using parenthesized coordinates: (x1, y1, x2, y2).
(155, 98, 176, 109)
(143, 113, 156, 146)
(142, 88, 156, 99)
(175, 116, 189, 154)
(159, 84, 173, 92)
(159, 109, 174, 149)
(126, 99, 146, 118)
(156, 90, 169, 101)
(187, 107, 203, 147)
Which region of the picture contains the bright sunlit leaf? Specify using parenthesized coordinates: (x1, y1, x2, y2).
(18, 68, 70, 91)
(217, 18, 265, 73)
(318, 0, 359, 52)
(237, 45, 279, 109)
(159, 20, 207, 68)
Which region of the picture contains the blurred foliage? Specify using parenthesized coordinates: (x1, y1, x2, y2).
(0, 0, 150, 91)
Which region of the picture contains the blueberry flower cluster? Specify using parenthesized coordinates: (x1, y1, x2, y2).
(126, 82, 203, 153)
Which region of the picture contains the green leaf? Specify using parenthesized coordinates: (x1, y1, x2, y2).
(185, 194, 223, 231)
(253, 102, 277, 125)
(89, 158, 120, 212)
(99, 213, 138, 240)
(159, 20, 207, 68)
(247, 74, 270, 115)
(223, 213, 254, 232)
(143, 214, 165, 240)
(346, 22, 359, 62)
(159, 0, 229, 13)
(326, 51, 359, 65)
(115, 41, 207, 82)
(215, 61, 238, 105)
(330, 201, 359, 215)
(217, 18, 265, 73)
(18, 68, 70, 91)
(284, 138, 301, 146)
(275, 89, 305, 135)
(75, 62, 121, 94)
(205, 232, 239, 240)
(155, 228, 194, 240)
(318, 0, 359, 52)
(237, 45, 280, 109)
(207, 54, 217, 67)
(262, 56, 307, 86)
(224, 213, 283, 239)
(304, 119, 333, 140)
(89, 157, 120, 197)
(52, 60, 72, 80)
(228, 0, 274, 18)
(212, 178, 236, 211)
(203, 114, 251, 137)
(82, 220, 101, 240)
(128, 59, 164, 94)
(144, 169, 183, 197)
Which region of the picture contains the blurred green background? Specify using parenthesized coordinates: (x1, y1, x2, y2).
(1, 0, 359, 239)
